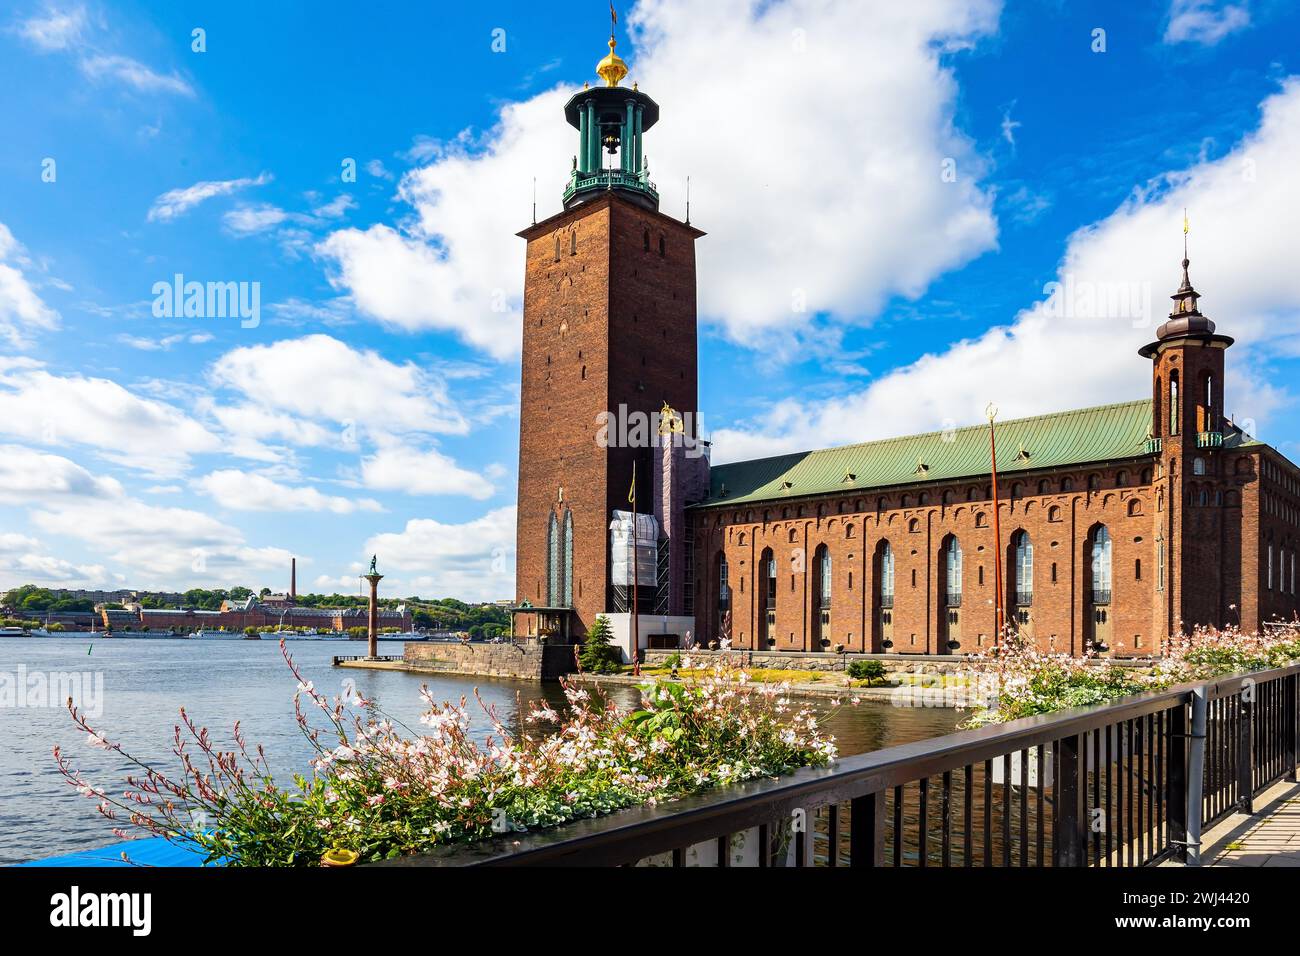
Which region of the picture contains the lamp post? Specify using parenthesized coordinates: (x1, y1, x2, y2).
(987, 403, 1004, 645)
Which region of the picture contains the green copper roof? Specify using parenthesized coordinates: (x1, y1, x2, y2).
(696, 399, 1194, 509)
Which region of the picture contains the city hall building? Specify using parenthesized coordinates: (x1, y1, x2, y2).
(512, 35, 1300, 658)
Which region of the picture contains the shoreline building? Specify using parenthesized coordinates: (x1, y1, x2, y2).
(513, 35, 1300, 658)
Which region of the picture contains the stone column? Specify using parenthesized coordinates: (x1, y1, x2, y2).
(364, 573, 383, 659)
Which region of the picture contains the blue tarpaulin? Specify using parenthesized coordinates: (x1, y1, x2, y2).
(16, 836, 216, 867)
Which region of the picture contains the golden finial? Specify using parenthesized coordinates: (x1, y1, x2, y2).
(658, 401, 684, 435)
(596, 36, 628, 87)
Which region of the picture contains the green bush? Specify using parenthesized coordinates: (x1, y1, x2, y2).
(579, 615, 621, 674)
(847, 660, 887, 685)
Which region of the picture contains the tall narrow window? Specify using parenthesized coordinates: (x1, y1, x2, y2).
(546, 512, 560, 606)
(761, 548, 776, 646)
(1170, 372, 1180, 436)
(1013, 530, 1033, 606)
(1090, 525, 1112, 605)
(1157, 536, 1165, 592)
(944, 536, 962, 607)
(814, 545, 831, 646)
(562, 511, 574, 607)
(1268, 543, 1274, 591)
(879, 542, 895, 608)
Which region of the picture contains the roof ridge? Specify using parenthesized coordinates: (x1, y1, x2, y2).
(713, 397, 1152, 472)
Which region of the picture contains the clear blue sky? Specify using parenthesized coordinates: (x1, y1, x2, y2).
(1, 0, 1297, 600)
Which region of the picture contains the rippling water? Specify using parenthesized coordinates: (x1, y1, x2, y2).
(0, 635, 960, 864)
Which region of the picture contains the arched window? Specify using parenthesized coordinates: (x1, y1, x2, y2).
(908, 517, 920, 533)
(1038, 479, 1051, 495)
(716, 552, 730, 638)
(570, 231, 577, 256)
(761, 548, 777, 645)
(1193, 457, 1206, 476)
(878, 541, 894, 608)
(1061, 477, 1074, 492)
(562, 511, 574, 606)
(658, 235, 665, 257)
(943, 536, 962, 607)
(546, 512, 560, 606)
(1088, 474, 1101, 491)
(1267, 541, 1274, 591)
(975, 511, 988, 528)
(1154, 375, 1163, 438)
(1013, 531, 1033, 606)
(1090, 525, 1112, 605)
(553, 235, 561, 262)
(643, 229, 650, 252)
(1048, 505, 1062, 522)
(1116, 470, 1129, 487)
(1127, 499, 1142, 517)
(1204, 372, 1214, 410)
(814, 545, 832, 646)
(1170, 371, 1180, 435)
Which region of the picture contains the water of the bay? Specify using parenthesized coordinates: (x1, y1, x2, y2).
(0, 635, 962, 864)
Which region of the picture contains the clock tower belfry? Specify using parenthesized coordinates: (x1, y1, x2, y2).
(512, 26, 706, 646)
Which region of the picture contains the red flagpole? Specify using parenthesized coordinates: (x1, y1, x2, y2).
(987, 404, 1004, 646)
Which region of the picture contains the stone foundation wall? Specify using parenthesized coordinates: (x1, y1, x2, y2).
(641, 648, 969, 676)
(403, 641, 576, 681)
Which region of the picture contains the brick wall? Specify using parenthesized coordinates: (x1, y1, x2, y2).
(515, 194, 703, 639)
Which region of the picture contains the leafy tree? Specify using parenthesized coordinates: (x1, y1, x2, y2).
(847, 660, 887, 685)
(579, 615, 621, 674)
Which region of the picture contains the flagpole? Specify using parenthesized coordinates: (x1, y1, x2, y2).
(630, 457, 640, 676)
(987, 403, 1004, 646)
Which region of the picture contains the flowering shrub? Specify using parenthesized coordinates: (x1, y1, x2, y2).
(54, 645, 836, 867)
(964, 623, 1300, 727)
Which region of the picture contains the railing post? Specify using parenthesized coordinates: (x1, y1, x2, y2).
(1053, 733, 1087, 867)
(1185, 687, 1206, 866)
(1166, 699, 1188, 864)
(1238, 687, 1254, 815)
(1286, 673, 1298, 783)
(850, 791, 886, 867)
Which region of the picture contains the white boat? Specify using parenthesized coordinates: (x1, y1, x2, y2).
(191, 630, 243, 640)
(0, 626, 29, 637)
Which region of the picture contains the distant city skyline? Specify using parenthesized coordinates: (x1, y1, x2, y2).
(2, 1, 1299, 599)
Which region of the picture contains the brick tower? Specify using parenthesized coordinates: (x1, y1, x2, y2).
(513, 30, 705, 642)
(1140, 237, 1236, 635)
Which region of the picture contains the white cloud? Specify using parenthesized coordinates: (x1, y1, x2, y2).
(0, 222, 60, 348)
(1165, 0, 1252, 45)
(0, 364, 221, 477)
(0, 444, 124, 504)
(711, 78, 1300, 461)
(148, 173, 271, 223)
(79, 52, 193, 97)
(318, 0, 1000, 357)
(31, 495, 291, 586)
(195, 469, 382, 514)
(364, 506, 515, 602)
(209, 334, 470, 438)
(0, 528, 107, 587)
(222, 203, 296, 235)
(359, 445, 495, 499)
(14, 4, 87, 51)
(312, 195, 356, 219)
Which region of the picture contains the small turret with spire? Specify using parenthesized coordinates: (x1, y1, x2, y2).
(1140, 213, 1233, 357)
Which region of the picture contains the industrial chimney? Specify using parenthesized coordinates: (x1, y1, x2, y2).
(290, 557, 297, 604)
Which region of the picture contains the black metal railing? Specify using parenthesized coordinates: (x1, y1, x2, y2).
(382, 661, 1300, 868)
